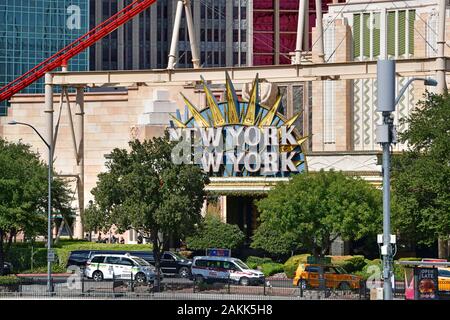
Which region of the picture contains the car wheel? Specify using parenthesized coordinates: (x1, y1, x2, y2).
(338, 282, 351, 291)
(239, 277, 250, 286)
(135, 273, 147, 283)
(92, 271, 103, 282)
(178, 267, 190, 278)
(298, 279, 308, 290)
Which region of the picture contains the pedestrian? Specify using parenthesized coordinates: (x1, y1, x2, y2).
(120, 237, 125, 244)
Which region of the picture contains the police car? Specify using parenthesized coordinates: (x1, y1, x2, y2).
(85, 253, 161, 283)
(191, 256, 265, 286)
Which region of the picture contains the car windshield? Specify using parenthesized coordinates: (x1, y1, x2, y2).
(234, 259, 251, 270)
(170, 252, 186, 260)
(335, 266, 347, 274)
(133, 257, 150, 266)
(438, 269, 450, 278)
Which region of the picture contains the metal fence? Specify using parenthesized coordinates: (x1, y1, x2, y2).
(0, 274, 372, 300)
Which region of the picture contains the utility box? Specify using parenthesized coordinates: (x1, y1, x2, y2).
(376, 124, 391, 144)
(370, 288, 384, 300)
(377, 60, 396, 113)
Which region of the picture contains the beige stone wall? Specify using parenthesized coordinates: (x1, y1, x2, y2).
(0, 85, 200, 242)
(311, 19, 353, 152)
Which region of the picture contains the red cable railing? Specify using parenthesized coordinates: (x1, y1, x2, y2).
(0, 0, 158, 102)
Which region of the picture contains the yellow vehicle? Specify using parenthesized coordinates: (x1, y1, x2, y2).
(293, 263, 362, 290)
(438, 268, 450, 292)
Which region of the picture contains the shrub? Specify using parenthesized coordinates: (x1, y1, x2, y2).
(186, 216, 245, 250)
(394, 257, 423, 280)
(0, 276, 21, 286)
(261, 263, 284, 277)
(333, 256, 366, 273)
(283, 254, 310, 279)
(246, 256, 273, 266)
(354, 259, 382, 280)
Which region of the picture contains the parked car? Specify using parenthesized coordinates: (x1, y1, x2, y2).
(84, 253, 160, 283)
(438, 268, 450, 292)
(293, 263, 362, 290)
(2, 262, 12, 275)
(191, 256, 265, 286)
(146, 251, 193, 278)
(67, 250, 192, 278)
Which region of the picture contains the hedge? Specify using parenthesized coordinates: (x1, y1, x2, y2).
(261, 263, 285, 277)
(331, 255, 366, 273)
(5, 240, 153, 273)
(244, 257, 284, 277)
(283, 254, 310, 278)
(246, 256, 273, 268)
(0, 276, 22, 286)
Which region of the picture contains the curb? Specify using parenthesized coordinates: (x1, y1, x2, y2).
(16, 273, 72, 277)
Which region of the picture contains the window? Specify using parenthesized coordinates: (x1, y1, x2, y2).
(70, 252, 90, 260)
(120, 258, 134, 266)
(195, 260, 208, 267)
(105, 256, 122, 265)
(207, 260, 224, 269)
(438, 269, 450, 278)
(91, 256, 105, 263)
(325, 267, 338, 274)
(233, 30, 239, 43)
(234, 260, 250, 270)
(133, 257, 151, 266)
(223, 261, 238, 270)
(162, 253, 174, 261)
(305, 266, 319, 273)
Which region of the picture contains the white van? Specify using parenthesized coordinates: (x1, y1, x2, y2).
(85, 253, 160, 283)
(191, 256, 265, 286)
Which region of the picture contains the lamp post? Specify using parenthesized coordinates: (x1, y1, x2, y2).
(376, 60, 437, 300)
(8, 120, 53, 293)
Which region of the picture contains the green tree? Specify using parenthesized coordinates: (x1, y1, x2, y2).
(89, 137, 208, 287)
(0, 139, 74, 275)
(186, 215, 245, 250)
(252, 170, 382, 257)
(392, 93, 450, 257)
(82, 201, 111, 235)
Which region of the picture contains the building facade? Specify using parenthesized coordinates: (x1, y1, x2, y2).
(0, 0, 89, 116)
(90, 0, 249, 70)
(249, 0, 346, 66)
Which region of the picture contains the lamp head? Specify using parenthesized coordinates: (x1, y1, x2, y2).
(7, 120, 17, 125)
(424, 79, 438, 87)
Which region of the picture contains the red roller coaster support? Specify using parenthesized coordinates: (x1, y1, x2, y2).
(0, 0, 158, 102)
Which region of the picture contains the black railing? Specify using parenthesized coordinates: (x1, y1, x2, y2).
(0, 274, 374, 300)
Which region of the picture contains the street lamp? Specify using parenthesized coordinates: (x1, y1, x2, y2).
(376, 60, 437, 300)
(395, 78, 438, 107)
(8, 120, 53, 293)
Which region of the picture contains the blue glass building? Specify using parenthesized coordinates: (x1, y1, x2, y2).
(0, 0, 89, 115)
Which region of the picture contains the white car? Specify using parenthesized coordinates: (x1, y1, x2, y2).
(191, 256, 265, 286)
(85, 253, 160, 283)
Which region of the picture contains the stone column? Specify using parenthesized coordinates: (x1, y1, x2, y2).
(73, 87, 85, 239)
